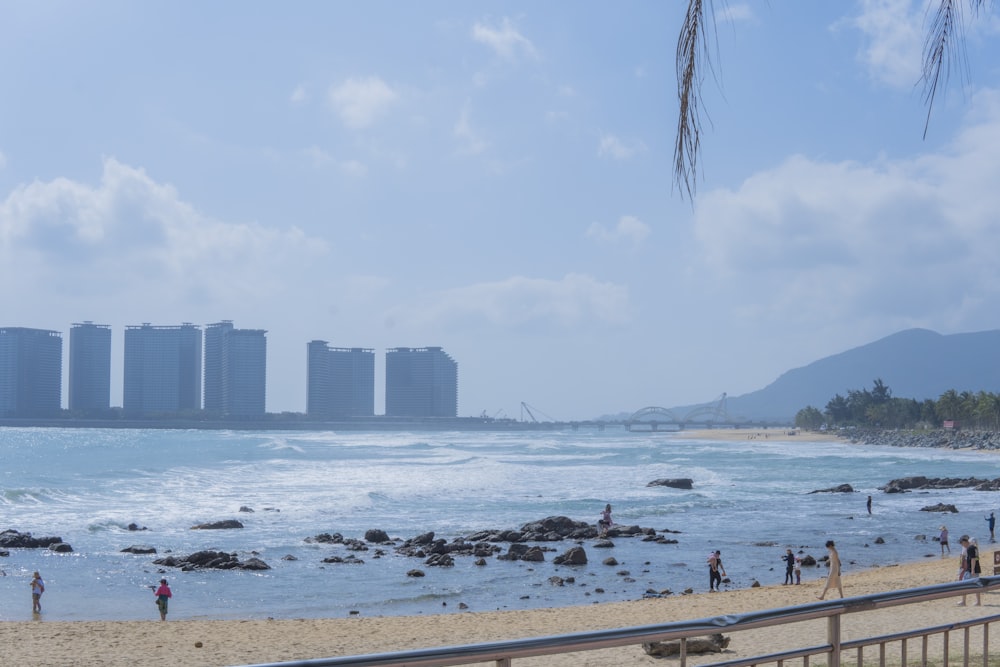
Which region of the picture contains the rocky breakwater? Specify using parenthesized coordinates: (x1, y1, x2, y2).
(840, 428, 1000, 451)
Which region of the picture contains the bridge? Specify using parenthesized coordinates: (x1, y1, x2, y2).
(624, 394, 736, 431)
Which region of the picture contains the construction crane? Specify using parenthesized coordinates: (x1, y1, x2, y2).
(520, 402, 556, 423)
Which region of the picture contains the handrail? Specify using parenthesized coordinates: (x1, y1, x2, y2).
(236, 575, 1000, 667)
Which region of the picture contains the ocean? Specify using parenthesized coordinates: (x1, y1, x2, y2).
(0, 427, 996, 621)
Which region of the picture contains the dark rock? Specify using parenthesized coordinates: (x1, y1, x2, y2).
(364, 529, 390, 543)
(809, 484, 854, 494)
(153, 549, 270, 571)
(127, 523, 147, 531)
(920, 503, 959, 513)
(552, 546, 587, 565)
(407, 569, 425, 577)
(49, 542, 73, 553)
(647, 478, 694, 489)
(190, 520, 244, 530)
(521, 546, 545, 562)
(425, 553, 454, 567)
(239, 506, 255, 513)
(282, 554, 298, 561)
(643, 634, 731, 657)
(121, 545, 157, 554)
(603, 557, 618, 566)
(0, 530, 65, 549)
(307, 533, 343, 544)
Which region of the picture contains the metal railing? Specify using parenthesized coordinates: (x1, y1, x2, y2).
(238, 575, 999, 667)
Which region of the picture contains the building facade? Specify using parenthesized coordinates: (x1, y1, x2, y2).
(69, 322, 112, 413)
(306, 341, 375, 418)
(0, 327, 63, 417)
(384, 346, 457, 417)
(123, 323, 202, 416)
(204, 322, 267, 417)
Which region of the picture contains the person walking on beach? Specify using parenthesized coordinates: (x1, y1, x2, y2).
(152, 578, 172, 620)
(986, 512, 996, 543)
(957, 535, 982, 606)
(30, 571, 44, 613)
(940, 525, 951, 556)
(598, 504, 613, 538)
(708, 550, 726, 591)
(783, 548, 796, 585)
(817, 540, 843, 600)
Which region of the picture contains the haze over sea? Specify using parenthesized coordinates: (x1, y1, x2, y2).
(0, 427, 996, 622)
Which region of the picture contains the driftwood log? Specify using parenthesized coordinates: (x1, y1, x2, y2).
(643, 633, 730, 657)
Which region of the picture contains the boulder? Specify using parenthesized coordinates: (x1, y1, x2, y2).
(647, 478, 694, 489)
(121, 545, 157, 554)
(920, 503, 959, 513)
(153, 550, 270, 571)
(809, 484, 854, 494)
(365, 529, 390, 543)
(49, 542, 73, 553)
(643, 634, 730, 657)
(190, 520, 244, 530)
(552, 546, 587, 566)
(0, 530, 66, 549)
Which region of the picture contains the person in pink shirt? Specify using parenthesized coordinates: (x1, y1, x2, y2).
(152, 578, 172, 620)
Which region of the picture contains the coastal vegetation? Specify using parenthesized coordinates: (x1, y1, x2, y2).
(794, 379, 1000, 431)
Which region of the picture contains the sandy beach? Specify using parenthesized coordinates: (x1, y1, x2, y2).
(2, 427, 991, 666)
(1, 556, 995, 666)
(678, 427, 841, 443)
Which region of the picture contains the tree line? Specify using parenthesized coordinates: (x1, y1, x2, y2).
(794, 379, 1000, 431)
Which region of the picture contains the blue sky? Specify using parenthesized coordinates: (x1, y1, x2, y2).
(3, 1, 1000, 420)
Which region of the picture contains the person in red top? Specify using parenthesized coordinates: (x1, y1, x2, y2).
(152, 578, 172, 620)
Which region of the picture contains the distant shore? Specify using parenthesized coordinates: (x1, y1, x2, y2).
(678, 427, 839, 442)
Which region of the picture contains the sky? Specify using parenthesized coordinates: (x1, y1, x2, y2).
(3, 1, 1000, 421)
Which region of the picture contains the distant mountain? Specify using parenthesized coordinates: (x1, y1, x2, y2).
(684, 329, 1000, 423)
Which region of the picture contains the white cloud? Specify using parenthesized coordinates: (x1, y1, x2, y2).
(386, 274, 630, 330)
(690, 88, 1000, 332)
(290, 84, 308, 105)
(0, 158, 327, 306)
(454, 103, 489, 155)
(328, 76, 398, 129)
(598, 134, 647, 160)
(719, 3, 756, 24)
(848, 0, 923, 88)
(301, 146, 367, 176)
(586, 215, 651, 248)
(471, 17, 538, 61)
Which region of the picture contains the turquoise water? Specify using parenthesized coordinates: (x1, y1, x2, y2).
(0, 427, 995, 621)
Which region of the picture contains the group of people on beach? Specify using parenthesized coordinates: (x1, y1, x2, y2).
(23, 570, 172, 619)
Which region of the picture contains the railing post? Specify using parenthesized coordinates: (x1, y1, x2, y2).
(495, 659, 511, 667)
(827, 613, 841, 667)
(680, 636, 687, 667)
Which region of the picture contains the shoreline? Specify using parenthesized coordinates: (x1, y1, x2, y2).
(1, 556, 994, 666)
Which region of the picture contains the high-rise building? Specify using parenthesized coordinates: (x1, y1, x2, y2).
(123, 323, 202, 416)
(0, 327, 63, 417)
(306, 341, 374, 418)
(69, 322, 111, 413)
(204, 322, 266, 418)
(385, 347, 457, 417)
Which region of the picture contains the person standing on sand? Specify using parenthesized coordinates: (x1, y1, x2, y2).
(794, 557, 802, 584)
(817, 540, 843, 600)
(783, 549, 795, 585)
(708, 550, 726, 591)
(940, 525, 950, 556)
(986, 512, 996, 543)
(152, 578, 172, 620)
(30, 571, 44, 613)
(957, 535, 982, 607)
